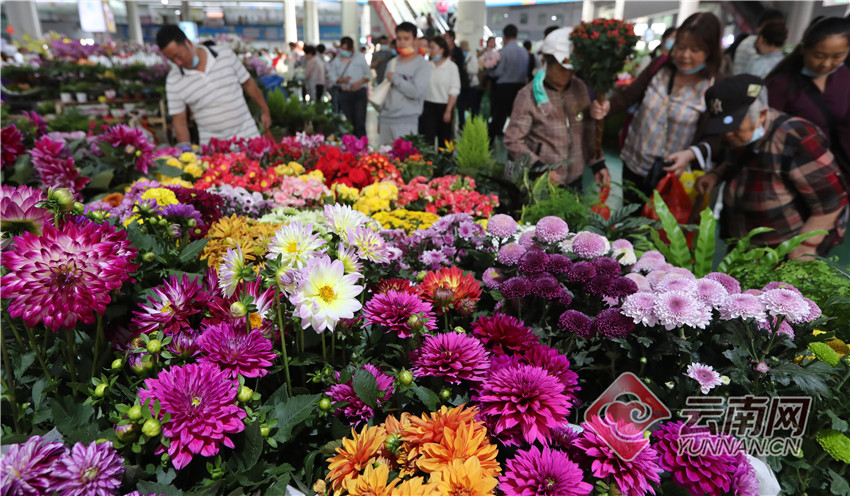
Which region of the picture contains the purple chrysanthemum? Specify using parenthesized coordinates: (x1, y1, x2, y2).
(0, 436, 66, 495)
(558, 309, 594, 338)
(487, 213, 518, 238)
(420, 249, 447, 269)
(498, 243, 527, 266)
(522, 344, 580, 396)
(566, 261, 596, 283)
(586, 274, 614, 296)
(530, 273, 561, 298)
(476, 364, 572, 446)
(694, 278, 729, 308)
(363, 290, 437, 338)
(138, 362, 247, 469)
(518, 230, 538, 248)
(719, 293, 767, 322)
(0, 185, 53, 250)
(482, 267, 506, 289)
(621, 291, 659, 327)
(608, 277, 639, 299)
(198, 322, 276, 378)
(757, 317, 795, 338)
(131, 274, 210, 336)
(500, 276, 532, 299)
(685, 362, 723, 394)
(500, 445, 593, 496)
(168, 330, 202, 357)
(1, 221, 138, 331)
(472, 314, 539, 355)
(534, 216, 570, 243)
(327, 363, 394, 426)
(546, 254, 572, 274)
(161, 203, 203, 227)
(518, 249, 549, 274)
(571, 231, 610, 258)
(704, 272, 741, 294)
(53, 441, 124, 496)
(592, 256, 621, 277)
(593, 307, 636, 338)
(654, 291, 711, 330)
(760, 288, 812, 323)
(411, 332, 490, 384)
(576, 416, 662, 496)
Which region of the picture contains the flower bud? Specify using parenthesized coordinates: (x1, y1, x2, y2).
(127, 405, 143, 421)
(168, 224, 182, 238)
(90, 211, 106, 222)
(452, 326, 466, 334)
(141, 418, 161, 437)
(237, 386, 254, 403)
(406, 314, 423, 332)
(187, 218, 197, 227)
(146, 339, 162, 354)
(93, 383, 108, 398)
(48, 188, 75, 210)
(416, 271, 428, 282)
(111, 358, 123, 370)
(142, 252, 156, 263)
(135, 150, 142, 157)
(72, 202, 85, 215)
(433, 287, 453, 306)
(384, 434, 402, 453)
(230, 302, 248, 318)
(114, 422, 139, 442)
(398, 370, 413, 386)
(755, 361, 770, 373)
(260, 424, 270, 437)
(125, 145, 135, 155)
(439, 388, 451, 400)
(318, 397, 332, 411)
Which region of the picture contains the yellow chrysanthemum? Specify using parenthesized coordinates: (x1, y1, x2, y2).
(327, 425, 388, 495)
(434, 457, 497, 496)
(140, 187, 179, 207)
(166, 157, 182, 168)
(184, 164, 203, 178)
(179, 152, 197, 163)
(345, 463, 398, 496)
(390, 477, 440, 496)
(155, 176, 195, 188)
(274, 161, 306, 177)
(306, 169, 325, 182)
(812, 330, 849, 357)
(202, 215, 279, 269)
(333, 183, 360, 203)
(417, 421, 500, 477)
(372, 209, 438, 233)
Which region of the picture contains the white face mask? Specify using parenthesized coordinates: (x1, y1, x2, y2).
(745, 126, 765, 146)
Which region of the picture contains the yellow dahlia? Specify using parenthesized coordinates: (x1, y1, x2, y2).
(434, 457, 497, 496)
(390, 477, 440, 496)
(327, 425, 387, 495)
(345, 463, 398, 496)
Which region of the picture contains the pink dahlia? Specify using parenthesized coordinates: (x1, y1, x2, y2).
(476, 364, 572, 446)
(327, 363, 394, 426)
(363, 290, 437, 338)
(30, 136, 89, 197)
(0, 435, 66, 495)
(131, 274, 210, 336)
(472, 314, 539, 355)
(521, 344, 580, 396)
(53, 441, 124, 496)
(500, 445, 593, 496)
(0, 185, 53, 250)
(1, 221, 138, 331)
(685, 362, 723, 394)
(535, 216, 569, 243)
(760, 288, 812, 323)
(138, 362, 247, 469)
(576, 416, 662, 496)
(100, 124, 156, 173)
(411, 332, 490, 385)
(1, 125, 26, 169)
(653, 291, 711, 330)
(198, 322, 276, 378)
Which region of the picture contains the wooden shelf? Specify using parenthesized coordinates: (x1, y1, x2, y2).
(54, 99, 169, 141)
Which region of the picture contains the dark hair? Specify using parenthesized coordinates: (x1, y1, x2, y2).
(446, 30, 456, 40)
(304, 45, 317, 56)
(201, 40, 216, 48)
(317, 43, 326, 54)
(757, 8, 785, 28)
(767, 16, 850, 82)
(430, 36, 449, 56)
(543, 54, 558, 66)
(378, 35, 389, 43)
(759, 20, 788, 47)
(523, 40, 532, 50)
(544, 25, 560, 38)
(156, 25, 188, 50)
(503, 24, 518, 39)
(397, 22, 418, 37)
(661, 27, 676, 40)
(340, 36, 354, 50)
(673, 12, 723, 78)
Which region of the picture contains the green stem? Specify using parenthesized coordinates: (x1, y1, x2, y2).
(25, 325, 54, 384)
(64, 328, 79, 395)
(321, 333, 327, 363)
(835, 368, 850, 392)
(331, 332, 336, 365)
(443, 312, 449, 332)
(245, 314, 251, 334)
(274, 288, 292, 396)
(92, 315, 104, 381)
(4, 315, 25, 348)
(1, 338, 22, 433)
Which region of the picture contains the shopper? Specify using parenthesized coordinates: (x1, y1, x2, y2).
(745, 20, 788, 78)
(504, 28, 609, 190)
(457, 40, 481, 122)
(303, 45, 325, 102)
(157, 25, 270, 145)
(371, 36, 394, 84)
(477, 37, 499, 117)
(328, 36, 371, 138)
(444, 30, 471, 127)
(488, 24, 529, 141)
(731, 9, 785, 75)
(419, 36, 461, 149)
(591, 12, 724, 201)
(378, 22, 431, 145)
(766, 16, 850, 190)
(694, 75, 847, 257)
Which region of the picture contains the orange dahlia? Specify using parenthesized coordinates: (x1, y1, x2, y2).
(345, 463, 398, 496)
(390, 477, 441, 496)
(401, 405, 482, 473)
(418, 421, 500, 477)
(418, 267, 482, 315)
(434, 458, 498, 496)
(327, 424, 387, 494)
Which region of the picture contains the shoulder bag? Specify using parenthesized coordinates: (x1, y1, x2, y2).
(369, 58, 397, 111)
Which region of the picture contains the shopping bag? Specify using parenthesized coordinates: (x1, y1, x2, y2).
(642, 172, 692, 224)
(369, 59, 396, 110)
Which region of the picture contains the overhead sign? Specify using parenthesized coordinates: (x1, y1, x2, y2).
(78, 0, 116, 33)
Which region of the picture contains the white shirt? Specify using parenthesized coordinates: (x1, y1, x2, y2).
(166, 45, 259, 145)
(425, 59, 461, 104)
(733, 36, 758, 75)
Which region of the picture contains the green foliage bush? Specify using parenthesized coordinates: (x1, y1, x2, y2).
(454, 116, 491, 176)
(267, 89, 351, 136)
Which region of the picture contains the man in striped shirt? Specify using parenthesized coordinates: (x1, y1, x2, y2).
(156, 25, 271, 145)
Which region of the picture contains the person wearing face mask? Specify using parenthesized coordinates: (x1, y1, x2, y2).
(156, 25, 270, 146)
(591, 13, 724, 202)
(694, 75, 848, 258)
(766, 17, 850, 192)
(635, 27, 676, 74)
(419, 36, 461, 148)
(370, 36, 394, 84)
(328, 37, 371, 138)
(730, 9, 785, 76)
(744, 20, 787, 78)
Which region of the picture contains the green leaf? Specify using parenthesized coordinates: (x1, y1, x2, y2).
(12, 350, 35, 380)
(232, 422, 263, 471)
(717, 227, 774, 272)
(829, 469, 850, 496)
(155, 164, 185, 177)
(271, 394, 319, 443)
(648, 227, 673, 261)
(412, 386, 440, 411)
(32, 377, 47, 410)
(693, 208, 716, 277)
(178, 239, 208, 264)
(775, 230, 829, 259)
(87, 170, 114, 190)
(769, 361, 833, 397)
(49, 397, 94, 437)
(653, 192, 691, 268)
(352, 368, 379, 409)
(137, 481, 184, 496)
(825, 409, 849, 432)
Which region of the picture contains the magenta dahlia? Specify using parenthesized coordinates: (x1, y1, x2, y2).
(363, 290, 437, 338)
(327, 363, 394, 426)
(411, 332, 490, 385)
(131, 274, 210, 336)
(53, 441, 124, 496)
(576, 415, 662, 496)
(476, 363, 572, 446)
(500, 445, 593, 496)
(100, 124, 156, 173)
(0, 435, 66, 495)
(521, 344, 580, 396)
(1, 124, 26, 169)
(198, 321, 276, 378)
(30, 136, 89, 196)
(0, 185, 53, 250)
(1, 221, 138, 331)
(138, 362, 247, 469)
(472, 314, 539, 355)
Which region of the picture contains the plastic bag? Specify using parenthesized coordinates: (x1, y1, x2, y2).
(643, 172, 692, 223)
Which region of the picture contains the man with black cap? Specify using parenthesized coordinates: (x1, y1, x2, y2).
(693, 74, 847, 258)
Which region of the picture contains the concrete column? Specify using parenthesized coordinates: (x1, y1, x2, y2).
(581, 0, 595, 22)
(361, 2, 371, 41)
(304, 0, 320, 44)
(283, 0, 297, 44)
(677, 0, 700, 25)
(341, 0, 359, 43)
(5, 1, 42, 42)
(181, 1, 190, 21)
(786, 0, 815, 46)
(455, 0, 486, 49)
(126, 1, 143, 44)
(614, 0, 625, 19)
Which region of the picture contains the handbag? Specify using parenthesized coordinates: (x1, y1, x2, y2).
(369, 58, 397, 110)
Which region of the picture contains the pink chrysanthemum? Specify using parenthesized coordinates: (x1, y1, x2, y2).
(760, 288, 812, 323)
(472, 314, 539, 355)
(655, 275, 698, 293)
(632, 251, 666, 273)
(645, 270, 668, 289)
(521, 344, 580, 397)
(327, 363, 394, 426)
(363, 290, 437, 338)
(719, 293, 767, 322)
(621, 291, 659, 327)
(482, 267, 506, 289)
(704, 272, 741, 294)
(534, 216, 569, 243)
(685, 362, 723, 394)
(411, 332, 490, 385)
(30, 136, 89, 196)
(131, 274, 210, 336)
(624, 273, 651, 291)
(138, 362, 247, 469)
(762, 281, 801, 294)
(0, 185, 53, 250)
(576, 416, 662, 496)
(1, 221, 138, 331)
(500, 445, 593, 496)
(694, 278, 728, 308)
(571, 231, 610, 258)
(100, 124, 155, 173)
(653, 291, 711, 330)
(757, 317, 795, 338)
(476, 364, 572, 446)
(198, 322, 276, 378)
(487, 213, 518, 238)
(497, 243, 526, 266)
(53, 441, 124, 496)
(0, 435, 66, 495)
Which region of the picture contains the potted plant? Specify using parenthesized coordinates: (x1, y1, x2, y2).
(73, 83, 88, 103)
(60, 84, 74, 103)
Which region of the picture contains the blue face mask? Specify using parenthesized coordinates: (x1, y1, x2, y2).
(679, 62, 705, 75)
(664, 39, 675, 52)
(340, 50, 352, 58)
(391, 49, 398, 56)
(190, 53, 200, 69)
(745, 126, 765, 146)
(463, 50, 469, 57)
(432, 54, 442, 63)
(802, 65, 841, 79)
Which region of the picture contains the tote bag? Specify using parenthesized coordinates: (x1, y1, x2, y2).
(369, 58, 397, 110)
